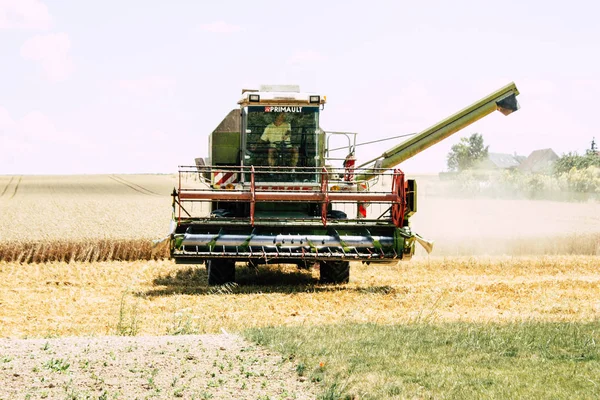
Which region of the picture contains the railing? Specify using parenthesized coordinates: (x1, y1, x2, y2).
(174, 166, 407, 228)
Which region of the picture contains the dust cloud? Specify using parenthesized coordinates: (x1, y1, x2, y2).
(406, 174, 600, 257)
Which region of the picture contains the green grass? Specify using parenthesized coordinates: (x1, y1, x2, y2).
(244, 321, 600, 399)
(43, 358, 71, 373)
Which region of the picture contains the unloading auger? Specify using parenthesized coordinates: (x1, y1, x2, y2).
(166, 83, 520, 284)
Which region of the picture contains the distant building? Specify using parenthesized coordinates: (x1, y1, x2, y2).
(475, 152, 524, 171)
(518, 148, 559, 174)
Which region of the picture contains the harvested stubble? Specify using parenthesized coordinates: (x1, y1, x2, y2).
(1, 255, 598, 338)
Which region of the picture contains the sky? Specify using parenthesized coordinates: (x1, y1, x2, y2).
(1, 0, 599, 175)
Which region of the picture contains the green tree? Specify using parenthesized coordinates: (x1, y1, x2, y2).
(554, 152, 600, 175)
(446, 133, 489, 172)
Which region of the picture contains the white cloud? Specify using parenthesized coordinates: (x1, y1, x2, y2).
(117, 76, 176, 97)
(0, 0, 52, 30)
(198, 20, 242, 33)
(20, 32, 74, 82)
(287, 50, 326, 66)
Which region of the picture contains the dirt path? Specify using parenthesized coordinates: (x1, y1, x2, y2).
(0, 333, 319, 400)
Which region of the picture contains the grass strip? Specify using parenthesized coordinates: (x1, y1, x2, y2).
(244, 321, 600, 399)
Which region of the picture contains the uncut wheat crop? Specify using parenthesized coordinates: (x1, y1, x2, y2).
(0, 174, 180, 262)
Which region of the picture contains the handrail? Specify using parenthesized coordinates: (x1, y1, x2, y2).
(250, 166, 256, 226)
(320, 166, 329, 225)
(175, 166, 405, 226)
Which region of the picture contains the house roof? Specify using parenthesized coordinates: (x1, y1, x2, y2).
(478, 152, 523, 169)
(519, 148, 559, 173)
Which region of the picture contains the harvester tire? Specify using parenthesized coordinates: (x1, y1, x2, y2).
(319, 261, 350, 284)
(207, 260, 235, 285)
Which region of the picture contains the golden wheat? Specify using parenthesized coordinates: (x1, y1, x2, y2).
(0, 174, 176, 262)
(0, 174, 175, 242)
(0, 256, 598, 338)
(0, 238, 169, 263)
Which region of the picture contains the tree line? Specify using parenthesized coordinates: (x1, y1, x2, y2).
(445, 133, 600, 196)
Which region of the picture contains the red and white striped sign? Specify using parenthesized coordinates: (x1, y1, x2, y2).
(213, 171, 238, 185)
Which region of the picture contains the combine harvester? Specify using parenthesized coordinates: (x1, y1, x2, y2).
(168, 83, 520, 284)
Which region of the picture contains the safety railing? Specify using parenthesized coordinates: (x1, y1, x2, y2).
(175, 165, 407, 227)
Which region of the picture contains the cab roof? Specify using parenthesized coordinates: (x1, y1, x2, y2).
(238, 84, 326, 107)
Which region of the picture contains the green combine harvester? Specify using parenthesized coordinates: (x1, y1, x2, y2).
(168, 83, 520, 284)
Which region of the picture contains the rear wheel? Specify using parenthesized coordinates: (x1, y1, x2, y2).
(207, 260, 235, 285)
(319, 261, 350, 284)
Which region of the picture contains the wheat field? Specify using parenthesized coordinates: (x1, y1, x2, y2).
(1, 174, 598, 262)
(1, 256, 599, 338)
(0, 174, 599, 338)
(0, 174, 175, 242)
(0, 174, 175, 262)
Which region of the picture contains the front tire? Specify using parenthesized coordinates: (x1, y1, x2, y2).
(207, 260, 235, 285)
(319, 261, 350, 284)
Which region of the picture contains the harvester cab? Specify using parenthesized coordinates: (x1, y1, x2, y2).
(168, 83, 520, 285)
(240, 85, 325, 182)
